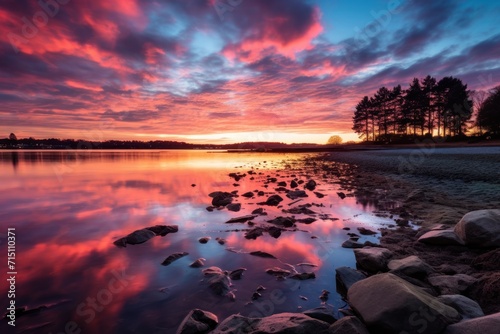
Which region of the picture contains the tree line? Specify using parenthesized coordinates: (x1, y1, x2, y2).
(352, 75, 474, 142)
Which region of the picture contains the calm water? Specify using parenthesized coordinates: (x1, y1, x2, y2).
(0, 150, 393, 333)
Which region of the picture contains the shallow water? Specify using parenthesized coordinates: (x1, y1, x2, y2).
(0, 150, 395, 333)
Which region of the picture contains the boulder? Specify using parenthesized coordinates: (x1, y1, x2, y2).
(263, 194, 283, 206)
(328, 316, 369, 334)
(418, 230, 464, 246)
(113, 228, 156, 247)
(353, 247, 393, 272)
(443, 312, 500, 334)
(427, 274, 478, 295)
(388, 255, 434, 278)
(161, 252, 189, 266)
(176, 309, 218, 334)
(454, 209, 500, 248)
(226, 203, 241, 212)
(348, 273, 461, 334)
(335, 266, 366, 296)
(305, 179, 317, 190)
(211, 192, 234, 207)
(437, 295, 484, 320)
(211, 313, 330, 334)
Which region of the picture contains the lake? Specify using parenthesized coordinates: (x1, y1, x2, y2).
(0, 150, 394, 333)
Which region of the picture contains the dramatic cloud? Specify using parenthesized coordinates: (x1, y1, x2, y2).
(0, 0, 499, 143)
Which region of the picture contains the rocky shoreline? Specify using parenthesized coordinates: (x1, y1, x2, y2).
(175, 149, 500, 334)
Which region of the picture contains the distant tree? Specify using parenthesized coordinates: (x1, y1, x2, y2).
(404, 78, 425, 136)
(476, 86, 500, 134)
(422, 75, 437, 135)
(327, 135, 343, 145)
(471, 90, 489, 135)
(9, 133, 17, 141)
(353, 96, 372, 141)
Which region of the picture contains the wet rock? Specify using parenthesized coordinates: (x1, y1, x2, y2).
(454, 209, 500, 248)
(342, 239, 365, 249)
(176, 309, 218, 334)
(274, 187, 288, 192)
(215, 237, 226, 245)
(266, 267, 291, 277)
(443, 312, 500, 334)
(302, 306, 336, 324)
(353, 247, 393, 273)
(319, 289, 330, 302)
(357, 227, 378, 235)
(202, 267, 231, 296)
(387, 255, 434, 278)
(296, 217, 316, 224)
(286, 190, 308, 200)
(290, 272, 316, 280)
(261, 194, 283, 206)
(189, 258, 205, 268)
(250, 251, 277, 259)
(348, 273, 461, 334)
(206, 206, 215, 212)
(211, 313, 330, 334)
(428, 274, 478, 295)
(251, 208, 266, 215)
(314, 192, 326, 198)
(335, 266, 366, 296)
(242, 191, 254, 198)
(328, 316, 370, 334)
(161, 252, 189, 266)
(267, 216, 295, 227)
(305, 179, 317, 190)
(437, 295, 484, 320)
(277, 181, 287, 187)
(244, 227, 264, 240)
(257, 191, 265, 196)
(337, 192, 346, 199)
(146, 225, 179, 237)
(229, 268, 247, 280)
(267, 226, 282, 238)
(251, 291, 262, 300)
(226, 203, 241, 212)
(283, 206, 316, 214)
(418, 230, 464, 246)
(290, 180, 298, 188)
(225, 215, 257, 224)
(113, 228, 157, 247)
(297, 180, 304, 185)
(211, 192, 234, 207)
(198, 237, 211, 244)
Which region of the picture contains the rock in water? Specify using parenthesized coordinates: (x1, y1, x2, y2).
(202, 267, 231, 296)
(267, 226, 282, 238)
(211, 313, 330, 334)
(245, 227, 265, 240)
(210, 192, 234, 207)
(161, 252, 189, 266)
(267, 216, 295, 227)
(225, 215, 256, 224)
(146, 225, 179, 236)
(335, 266, 366, 296)
(305, 179, 316, 190)
(189, 258, 205, 268)
(226, 203, 241, 212)
(337, 192, 346, 199)
(286, 190, 308, 200)
(342, 239, 365, 249)
(198, 237, 211, 244)
(263, 194, 283, 206)
(357, 227, 377, 235)
(250, 251, 277, 259)
(302, 306, 336, 324)
(176, 309, 218, 334)
(266, 267, 291, 277)
(229, 268, 246, 280)
(113, 228, 157, 247)
(290, 272, 315, 280)
(290, 180, 298, 188)
(353, 247, 393, 273)
(348, 273, 461, 334)
(454, 209, 500, 248)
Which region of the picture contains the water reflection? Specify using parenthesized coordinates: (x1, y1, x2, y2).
(0, 150, 394, 333)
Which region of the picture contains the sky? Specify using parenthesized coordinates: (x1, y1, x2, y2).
(1, 0, 499, 144)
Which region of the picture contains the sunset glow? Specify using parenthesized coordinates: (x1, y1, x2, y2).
(1, 0, 499, 143)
